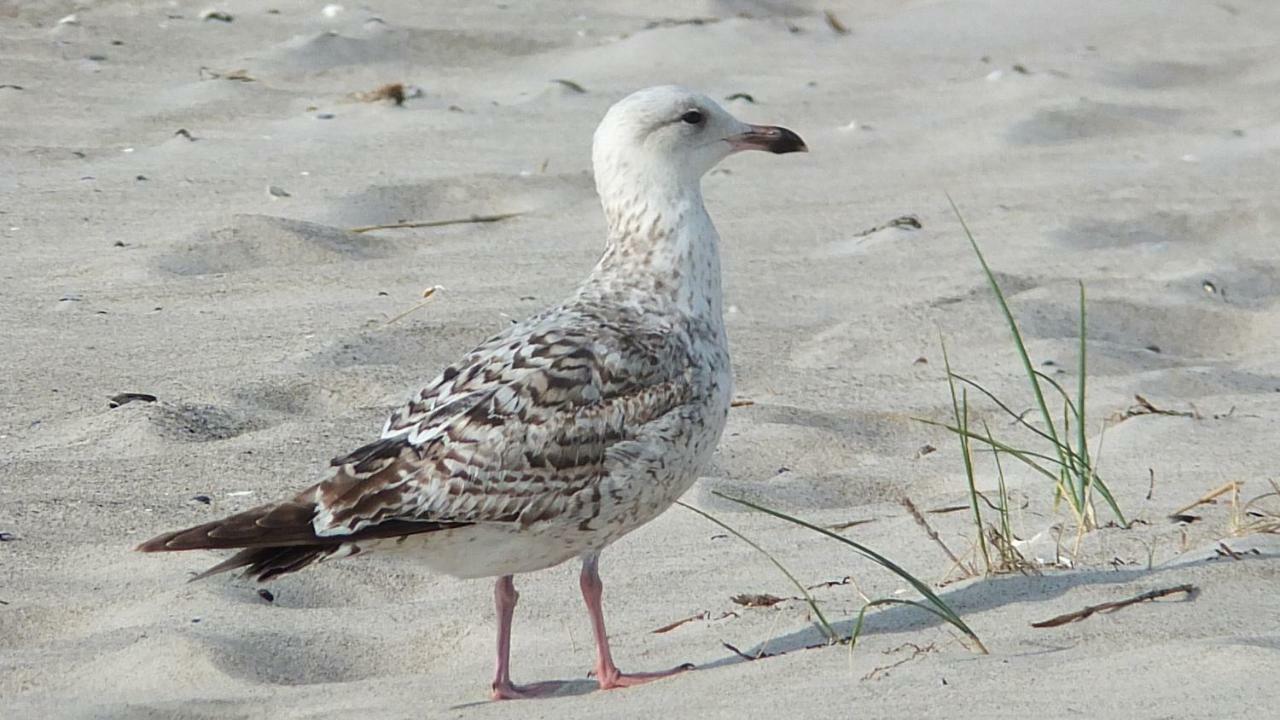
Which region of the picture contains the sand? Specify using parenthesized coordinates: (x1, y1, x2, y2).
(3, 0, 1280, 717)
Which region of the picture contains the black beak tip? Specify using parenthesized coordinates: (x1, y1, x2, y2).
(769, 127, 808, 154)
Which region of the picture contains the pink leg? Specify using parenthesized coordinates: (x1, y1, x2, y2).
(580, 553, 694, 690)
(490, 576, 563, 700)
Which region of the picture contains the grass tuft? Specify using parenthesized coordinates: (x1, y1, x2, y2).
(919, 197, 1126, 539)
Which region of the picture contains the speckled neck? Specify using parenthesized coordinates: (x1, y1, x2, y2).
(586, 175, 724, 322)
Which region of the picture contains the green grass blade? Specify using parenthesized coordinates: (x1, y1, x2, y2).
(948, 371, 1092, 471)
(676, 501, 838, 642)
(711, 491, 986, 652)
(943, 342, 990, 573)
(849, 598, 988, 653)
(982, 420, 1014, 561)
(946, 195, 1074, 505)
(916, 418, 1069, 480)
(1074, 281, 1092, 518)
(950, 371, 1059, 446)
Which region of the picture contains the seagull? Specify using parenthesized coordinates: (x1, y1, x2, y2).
(137, 85, 806, 700)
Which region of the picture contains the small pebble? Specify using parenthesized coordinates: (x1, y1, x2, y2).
(192, 494, 212, 505)
(201, 9, 234, 22)
(258, 589, 275, 603)
(267, 185, 291, 198)
(315, 113, 335, 120)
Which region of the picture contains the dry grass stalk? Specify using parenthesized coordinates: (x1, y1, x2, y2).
(901, 497, 968, 574)
(1170, 480, 1242, 520)
(1030, 584, 1196, 628)
(1231, 479, 1280, 536)
(351, 212, 522, 234)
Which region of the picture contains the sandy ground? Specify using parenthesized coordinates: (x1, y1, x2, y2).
(3, 0, 1280, 717)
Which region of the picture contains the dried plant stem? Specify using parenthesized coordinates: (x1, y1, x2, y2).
(1030, 584, 1196, 628)
(351, 212, 522, 233)
(901, 497, 967, 573)
(1170, 480, 1242, 519)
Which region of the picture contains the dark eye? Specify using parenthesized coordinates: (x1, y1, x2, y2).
(680, 110, 704, 125)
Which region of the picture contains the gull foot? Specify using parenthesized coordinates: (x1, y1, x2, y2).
(491, 680, 569, 701)
(595, 662, 695, 690)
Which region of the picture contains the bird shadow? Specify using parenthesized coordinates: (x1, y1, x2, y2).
(695, 550, 1277, 670)
(448, 550, 1275, 708)
(449, 679, 600, 709)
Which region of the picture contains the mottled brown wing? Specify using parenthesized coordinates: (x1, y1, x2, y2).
(310, 321, 691, 538)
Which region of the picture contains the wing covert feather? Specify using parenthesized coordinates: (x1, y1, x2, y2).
(312, 314, 692, 537)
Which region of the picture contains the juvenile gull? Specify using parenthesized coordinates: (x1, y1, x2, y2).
(137, 85, 806, 699)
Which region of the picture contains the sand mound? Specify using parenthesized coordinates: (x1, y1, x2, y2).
(154, 215, 394, 276)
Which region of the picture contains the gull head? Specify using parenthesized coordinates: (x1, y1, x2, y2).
(592, 86, 806, 219)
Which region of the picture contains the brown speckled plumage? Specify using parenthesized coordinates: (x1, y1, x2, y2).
(138, 85, 805, 698)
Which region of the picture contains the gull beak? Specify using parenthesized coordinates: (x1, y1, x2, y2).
(727, 124, 808, 154)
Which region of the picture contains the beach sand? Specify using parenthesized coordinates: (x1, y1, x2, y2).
(3, 1, 1279, 717)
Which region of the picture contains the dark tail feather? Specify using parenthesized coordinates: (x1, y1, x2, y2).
(189, 544, 338, 583)
(135, 499, 324, 552)
(137, 495, 469, 583)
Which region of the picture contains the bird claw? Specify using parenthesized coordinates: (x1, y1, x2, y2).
(490, 680, 568, 701)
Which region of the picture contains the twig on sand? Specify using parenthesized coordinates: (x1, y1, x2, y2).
(1169, 481, 1242, 521)
(1112, 394, 1197, 423)
(1030, 584, 1197, 628)
(863, 642, 937, 681)
(823, 10, 851, 35)
(828, 518, 875, 531)
(731, 593, 787, 608)
(853, 215, 921, 238)
(652, 611, 708, 634)
(722, 641, 770, 661)
(643, 17, 720, 30)
(550, 78, 587, 94)
(351, 212, 522, 234)
(806, 576, 851, 589)
(901, 497, 965, 570)
(384, 286, 442, 326)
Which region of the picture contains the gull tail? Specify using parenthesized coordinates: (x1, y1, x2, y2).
(186, 545, 338, 583)
(136, 497, 468, 582)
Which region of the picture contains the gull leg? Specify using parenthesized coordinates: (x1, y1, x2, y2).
(490, 575, 563, 700)
(580, 553, 694, 690)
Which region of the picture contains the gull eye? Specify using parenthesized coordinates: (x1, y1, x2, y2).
(680, 110, 705, 125)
